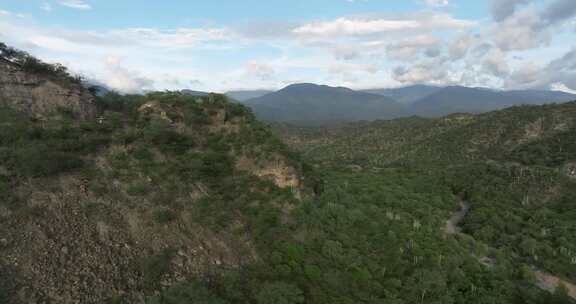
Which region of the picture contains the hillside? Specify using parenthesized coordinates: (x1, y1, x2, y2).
(245, 83, 407, 125)
(276, 102, 576, 302)
(0, 48, 314, 303)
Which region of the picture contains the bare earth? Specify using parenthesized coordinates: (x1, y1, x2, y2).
(535, 270, 576, 299)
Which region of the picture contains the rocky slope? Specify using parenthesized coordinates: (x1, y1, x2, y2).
(0, 84, 307, 303)
(0, 57, 97, 120)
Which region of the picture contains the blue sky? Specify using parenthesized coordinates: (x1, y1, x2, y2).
(1, 0, 575, 93)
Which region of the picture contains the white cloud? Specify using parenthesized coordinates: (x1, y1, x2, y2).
(386, 34, 440, 61)
(424, 0, 449, 7)
(58, 0, 92, 10)
(492, 8, 549, 51)
(293, 13, 474, 37)
(449, 33, 480, 60)
(246, 61, 276, 81)
(104, 56, 154, 93)
(491, 0, 530, 22)
(482, 48, 509, 77)
(293, 18, 420, 36)
(41, 2, 53, 12)
(328, 63, 379, 74)
(0, 9, 11, 16)
(392, 58, 450, 84)
(551, 82, 576, 94)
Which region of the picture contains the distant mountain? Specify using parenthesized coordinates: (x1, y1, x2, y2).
(225, 90, 272, 102)
(412, 86, 576, 117)
(236, 83, 575, 125)
(362, 84, 442, 104)
(245, 83, 407, 126)
(181, 89, 210, 96)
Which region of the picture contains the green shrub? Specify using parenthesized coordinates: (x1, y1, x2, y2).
(153, 209, 177, 223)
(140, 248, 175, 289)
(126, 181, 150, 196)
(147, 282, 228, 304)
(255, 282, 304, 304)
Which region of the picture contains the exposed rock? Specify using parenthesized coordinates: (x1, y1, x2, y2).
(0, 58, 97, 120)
(236, 154, 301, 196)
(564, 162, 576, 179)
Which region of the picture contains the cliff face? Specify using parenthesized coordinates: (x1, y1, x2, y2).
(0, 58, 97, 120)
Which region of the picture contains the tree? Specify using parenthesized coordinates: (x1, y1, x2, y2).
(255, 282, 304, 304)
(147, 282, 228, 304)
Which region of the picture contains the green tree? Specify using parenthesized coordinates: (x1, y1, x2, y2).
(147, 282, 228, 304)
(255, 282, 304, 304)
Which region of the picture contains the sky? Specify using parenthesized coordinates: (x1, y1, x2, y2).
(1, 0, 576, 94)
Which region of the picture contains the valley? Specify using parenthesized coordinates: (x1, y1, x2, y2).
(1, 42, 576, 304)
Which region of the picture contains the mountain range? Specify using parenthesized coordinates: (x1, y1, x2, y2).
(241, 83, 576, 125)
(244, 83, 408, 126)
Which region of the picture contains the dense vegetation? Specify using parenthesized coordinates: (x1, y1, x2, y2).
(2, 46, 575, 303)
(149, 168, 574, 304)
(271, 101, 576, 303)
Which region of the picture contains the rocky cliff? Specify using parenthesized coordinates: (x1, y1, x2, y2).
(0, 57, 97, 120)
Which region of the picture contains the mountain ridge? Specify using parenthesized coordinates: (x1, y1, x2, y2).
(243, 83, 576, 125)
(245, 83, 408, 125)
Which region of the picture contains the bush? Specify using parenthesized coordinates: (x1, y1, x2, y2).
(140, 248, 175, 289)
(15, 147, 84, 177)
(255, 282, 304, 304)
(153, 209, 177, 223)
(126, 181, 150, 196)
(147, 282, 228, 304)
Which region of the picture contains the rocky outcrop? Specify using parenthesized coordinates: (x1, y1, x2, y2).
(564, 162, 576, 179)
(0, 58, 97, 120)
(236, 155, 301, 196)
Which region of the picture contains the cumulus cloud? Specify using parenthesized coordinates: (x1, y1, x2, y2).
(491, 0, 530, 21)
(328, 63, 379, 74)
(551, 83, 576, 94)
(386, 35, 440, 61)
(41, 2, 53, 12)
(482, 48, 509, 77)
(449, 33, 481, 60)
(246, 61, 276, 81)
(505, 48, 576, 90)
(424, 0, 449, 7)
(392, 57, 450, 84)
(541, 0, 576, 26)
(492, 8, 549, 51)
(58, 0, 92, 10)
(293, 18, 420, 36)
(104, 56, 154, 93)
(293, 13, 474, 37)
(492, 0, 576, 52)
